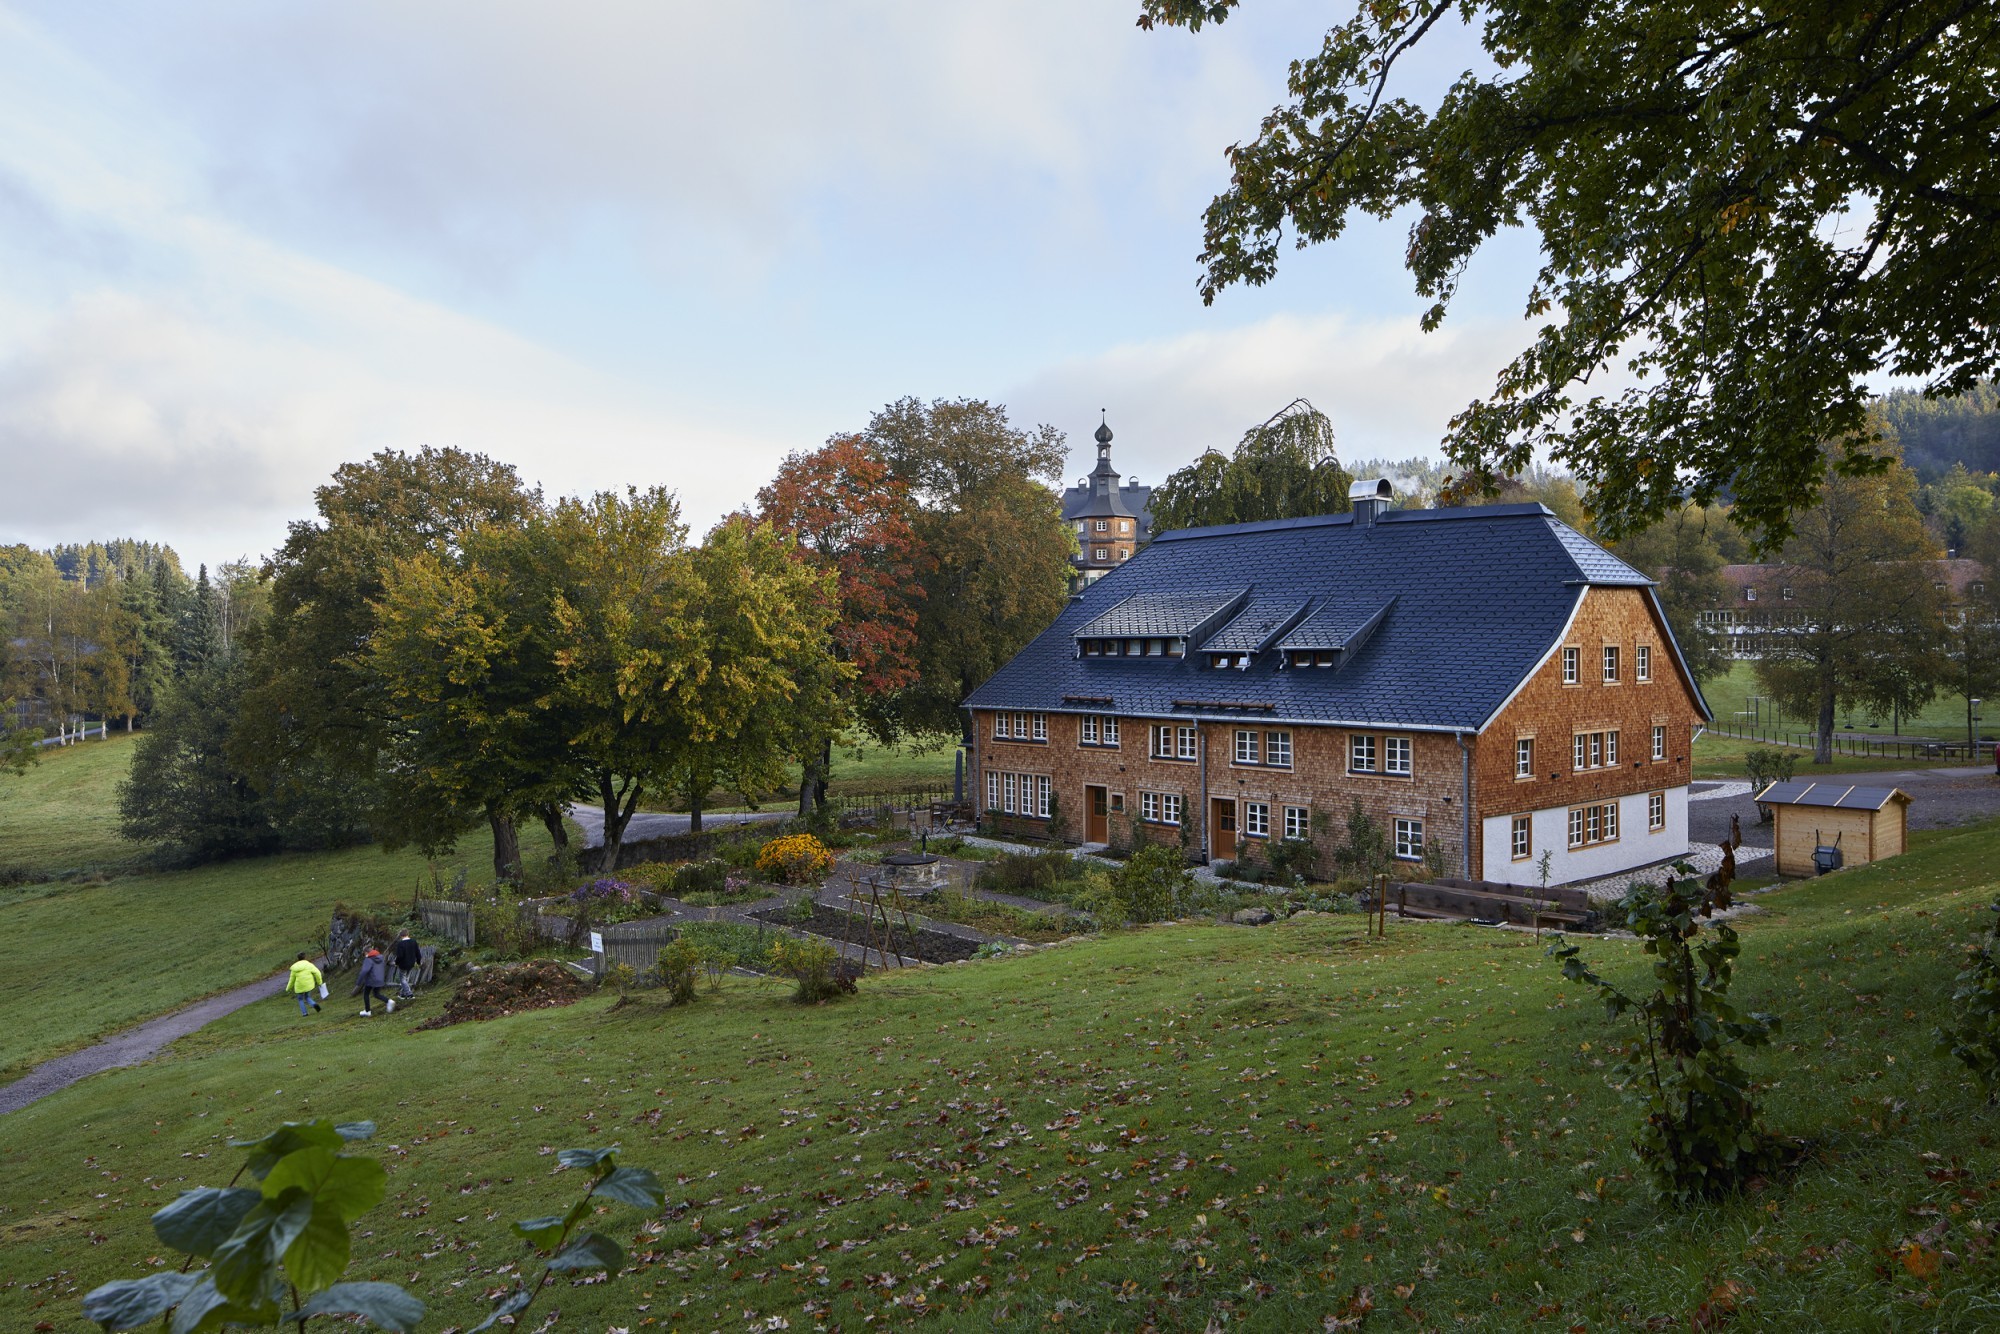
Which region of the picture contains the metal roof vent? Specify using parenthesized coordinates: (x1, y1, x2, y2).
(1349, 477, 1393, 527)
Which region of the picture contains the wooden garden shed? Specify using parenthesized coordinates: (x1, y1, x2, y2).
(1757, 781, 1912, 877)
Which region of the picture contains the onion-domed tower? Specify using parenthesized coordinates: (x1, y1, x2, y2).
(1059, 413, 1151, 584)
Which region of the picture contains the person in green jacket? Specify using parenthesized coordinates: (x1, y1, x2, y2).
(287, 953, 323, 1016)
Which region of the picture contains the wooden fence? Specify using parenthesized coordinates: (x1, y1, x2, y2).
(595, 922, 681, 976)
(415, 898, 475, 946)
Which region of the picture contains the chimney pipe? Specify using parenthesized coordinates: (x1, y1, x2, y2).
(1349, 477, 1394, 528)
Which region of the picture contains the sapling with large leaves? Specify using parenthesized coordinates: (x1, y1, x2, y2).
(1548, 828, 1785, 1203)
(1937, 904, 2000, 1102)
(473, 1144, 665, 1332)
(82, 1118, 424, 1332)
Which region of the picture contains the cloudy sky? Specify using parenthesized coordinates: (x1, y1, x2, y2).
(0, 1, 1542, 570)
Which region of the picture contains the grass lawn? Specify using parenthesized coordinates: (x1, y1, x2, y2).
(0, 733, 150, 878)
(647, 737, 962, 812)
(1705, 659, 1992, 745)
(6, 819, 2000, 1329)
(1691, 730, 1967, 780)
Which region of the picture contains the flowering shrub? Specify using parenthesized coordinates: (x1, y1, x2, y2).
(568, 877, 635, 904)
(756, 833, 833, 885)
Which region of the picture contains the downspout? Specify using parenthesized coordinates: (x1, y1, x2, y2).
(1197, 721, 1210, 862)
(1457, 732, 1473, 879)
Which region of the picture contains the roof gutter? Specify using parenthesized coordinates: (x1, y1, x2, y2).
(1457, 731, 1473, 878)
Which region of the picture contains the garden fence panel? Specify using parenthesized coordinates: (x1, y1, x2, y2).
(415, 898, 475, 947)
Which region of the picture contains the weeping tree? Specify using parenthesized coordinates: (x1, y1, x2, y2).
(1149, 399, 1355, 534)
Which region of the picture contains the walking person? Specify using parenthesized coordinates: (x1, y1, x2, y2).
(286, 954, 323, 1017)
(390, 931, 422, 1010)
(357, 948, 390, 1017)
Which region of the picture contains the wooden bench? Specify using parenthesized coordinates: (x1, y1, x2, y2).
(1365, 877, 1598, 931)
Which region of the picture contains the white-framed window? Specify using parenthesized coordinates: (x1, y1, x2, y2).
(1032, 713, 1047, 741)
(1152, 724, 1174, 758)
(1177, 726, 1198, 760)
(1603, 645, 1620, 683)
(986, 771, 999, 810)
(1003, 772, 1018, 813)
(1243, 802, 1270, 837)
(1573, 734, 1587, 771)
(1605, 730, 1618, 766)
(1350, 734, 1377, 772)
(1265, 731, 1292, 768)
(1161, 793, 1183, 825)
(1283, 805, 1310, 840)
(1094, 548, 1109, 562)
(1094, 519, 1108, 532)
(993, 713, 1007, 739)
(1384, 736, 1412, 775)
(1140, 791, 1159, 823)
(1636, 644, 1651, 682)
(1103, 716, 1120, 746)
(1511, 815, 1531, 860)
(1589, 733, 1604, 768)
(1234, 730, 1260, 764)
(1516, 738, 1534, 779)
(1036, 775, 1052, 819)
(1648, 791, 1665, 832)
(1393, 819, 1424, 861)
(1012, 711, 1028, 739)
(1569, 802, 1620, 847)
(1652, 725, 1666, 761)
(1081, 715, 1099, 745)
(1561, 647, 1580, 684)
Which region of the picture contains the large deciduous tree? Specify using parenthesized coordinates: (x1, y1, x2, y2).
(1609, 505, 1733, 685)
(1150, 399, 1353, 533)
(238, 447, 541, 842)
(1141, 0, 2000, 546)
(755, 435, 925, 812)
(1753, 448, 1950, 761)
(862, 397, 1075, 740)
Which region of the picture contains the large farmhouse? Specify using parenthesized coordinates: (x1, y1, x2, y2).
(963, 482, 1712, 887)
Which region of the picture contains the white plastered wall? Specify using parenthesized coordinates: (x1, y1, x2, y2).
(1480, 786, 1689, 887)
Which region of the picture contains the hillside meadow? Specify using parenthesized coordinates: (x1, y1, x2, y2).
(5, 815, 2000, 1330)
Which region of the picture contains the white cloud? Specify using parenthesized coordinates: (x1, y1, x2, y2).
(1010, 312, 1532, 487)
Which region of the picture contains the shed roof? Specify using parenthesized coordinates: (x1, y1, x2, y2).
(1755, 781, 1911, 811)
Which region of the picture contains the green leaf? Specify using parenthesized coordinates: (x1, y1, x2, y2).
(211, 1187, 315, 1305)
(81, 1272, 201, 1330)
(469, 1286, 534, 1332)
(151, 1187, 262, 1259)
(592, 1165, 665, 1209)
(169, 1275, 281, 1334)
(289, 1281, 424, 1331)
(510, 1214, 568, 1249)
(262, 1146, 388, 1223)
(282, 1198, 353, 1295)
(557, 1146, 618, 1172)
(230, 1121, 346, 1180)
(546, 1231, 624, 1274)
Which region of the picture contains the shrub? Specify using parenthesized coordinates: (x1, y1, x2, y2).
(756, 833, 833, 885)
(768, 935, 854, 1004)
(1744, 747, 1798, 806)
(1331, 800, 1390, 883)
(670, 858, 732, 895)
(678, 920, 774, 971)
(1937, 905, 2000, 1102)
(657, 939, 702, 1006)
(1549, 861, 1784, 1203)
(975, 849, 1081, 897)
(1108, 844, 1191, 924)
(1263, 835, 1319, 888)
(473, 900, 542, 959)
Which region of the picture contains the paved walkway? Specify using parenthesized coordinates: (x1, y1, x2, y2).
(0, 969, 300, 1116)
(568, 805, 782, 847)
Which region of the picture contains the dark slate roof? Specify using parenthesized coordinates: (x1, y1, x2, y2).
(964, 503, 1700, 732)
(1755, 781, 1910, 810)
(1277, 595, 1396, 652)
(1204, 596, 1315, 653)
(1076, 588, 1247, 639)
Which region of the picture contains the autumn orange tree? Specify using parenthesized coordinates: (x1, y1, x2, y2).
(756, 436, 926, 812)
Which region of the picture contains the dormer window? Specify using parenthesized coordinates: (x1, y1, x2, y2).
(1781, 587, 1793, 600)
(1745, 588, 1757, 602)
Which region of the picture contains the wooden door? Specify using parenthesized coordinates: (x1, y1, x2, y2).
(1211, 798, 1237, 861)
(1086, 786, 1109, 843)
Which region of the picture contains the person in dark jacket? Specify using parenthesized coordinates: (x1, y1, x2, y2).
(390, 932, 422, 1006)
(357, 948, 389, 1016)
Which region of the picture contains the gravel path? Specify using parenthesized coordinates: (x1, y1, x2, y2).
(0, 969, 300, 1116)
